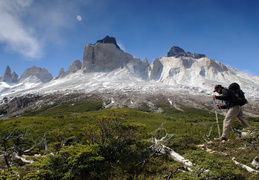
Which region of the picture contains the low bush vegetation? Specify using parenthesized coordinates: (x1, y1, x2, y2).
(0, 100, 258, 179)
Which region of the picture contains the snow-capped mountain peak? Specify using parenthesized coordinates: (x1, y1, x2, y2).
(1, 36, 259, 117)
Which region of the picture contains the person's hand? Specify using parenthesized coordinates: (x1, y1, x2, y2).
(217, 104, 221, 109)
(212, 95, 216, 99)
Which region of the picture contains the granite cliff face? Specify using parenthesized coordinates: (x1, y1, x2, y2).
(149, 58, 163, 81)
(82, 36, 149, 78)
(82, 42, 130, 72)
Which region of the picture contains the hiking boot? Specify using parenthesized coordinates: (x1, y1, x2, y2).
(213, 137, 228, 142)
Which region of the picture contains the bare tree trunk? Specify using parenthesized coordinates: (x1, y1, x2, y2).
(44, 133, 48, 150)
(1, 128, 46, 167)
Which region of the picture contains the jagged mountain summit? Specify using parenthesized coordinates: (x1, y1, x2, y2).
(167, 46, 206, 59)
(0, 36, 259, 117)
(0, 66, 18, 83)
(56, 60, 82, 79)
(19, 66, 53, 83)
(96, 35, 121, 49)
(82, 40, 147, 74)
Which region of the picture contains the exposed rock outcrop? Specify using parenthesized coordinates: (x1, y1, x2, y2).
(2, 66, 12, 83)
(56, 60, 82, 79)
(82, 37, 149, 77)
(167, 46, 206, 59)
(150, 58, 163, 80)
(11, 72, 18, 83)
(95, 35, 120, 49)
(1, 66, 18, 83)
(56, 68, 66, 79)
(82, 36, 130, 72)
(19, 66, 53, 83)
(66, 60, 82, 74)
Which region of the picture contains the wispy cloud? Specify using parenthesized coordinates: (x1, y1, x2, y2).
(0, 0, 83, 60)
(0, 0, 42, 59)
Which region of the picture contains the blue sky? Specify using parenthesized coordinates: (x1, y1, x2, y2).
(0, 0, 259, 77)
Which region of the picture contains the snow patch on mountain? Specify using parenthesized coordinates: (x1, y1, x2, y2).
(0, 56, 259, 101)
(0, 36, 259, 117)
(152, 56, 259, 98)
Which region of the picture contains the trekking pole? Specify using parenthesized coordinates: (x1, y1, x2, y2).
(219, 108, 225, 116)
(212, 99, 221, 137)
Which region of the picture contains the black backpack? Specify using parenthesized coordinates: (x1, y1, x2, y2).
(228, 83, 247, 106)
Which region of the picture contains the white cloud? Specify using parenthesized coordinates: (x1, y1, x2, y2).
(0, 0, 85, 60)
(0, 0, 42, 59)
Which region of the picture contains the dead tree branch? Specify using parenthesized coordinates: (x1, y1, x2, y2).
(150, 127, 193, 171)
(232, 157, 258, 174)
(0, 128, 46, 167)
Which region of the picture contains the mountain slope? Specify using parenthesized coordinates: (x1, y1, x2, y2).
(0, 36, 259, 117)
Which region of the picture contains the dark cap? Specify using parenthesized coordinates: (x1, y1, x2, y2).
(214, 85, 222, 92)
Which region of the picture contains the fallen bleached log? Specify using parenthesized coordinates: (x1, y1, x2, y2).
(162, 144, 193, 167)
(12, 152, 34, 164)
(232, 157, 258, 174)
(198, 144, 259, 174)
(150, 134, 192, 171)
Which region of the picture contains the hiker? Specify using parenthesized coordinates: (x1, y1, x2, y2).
(212, 85, 250, 141)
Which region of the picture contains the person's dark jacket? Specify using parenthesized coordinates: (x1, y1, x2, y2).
(215, 88, 239, 109)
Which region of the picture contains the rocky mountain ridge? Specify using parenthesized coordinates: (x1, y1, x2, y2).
(1, 36, 258, 86)
(0, 36, 213, 83)
(1, 66, 52, 84)
(0, 66, 18, 83)
(0, 36, 259, 118)
(167, 46, 206, 59)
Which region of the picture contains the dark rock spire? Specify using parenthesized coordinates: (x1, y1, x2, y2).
(95, 35, 120, 49)
(167, 46, 206, 59)
(2, 66, 18, 83)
